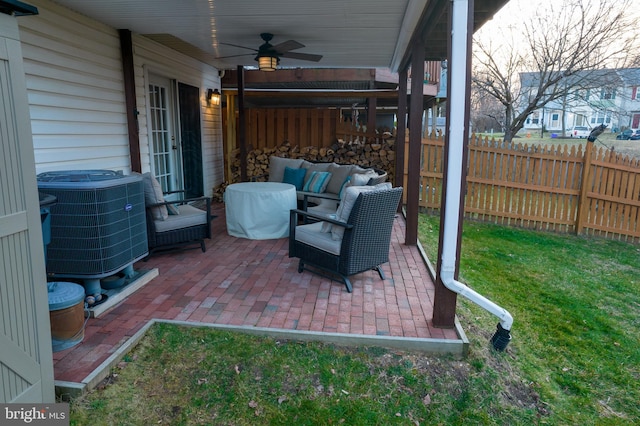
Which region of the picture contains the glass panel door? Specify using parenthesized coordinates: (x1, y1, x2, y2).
(148, 74, 182, 193)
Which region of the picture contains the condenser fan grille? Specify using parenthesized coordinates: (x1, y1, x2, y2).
(37, 170, 148, 278)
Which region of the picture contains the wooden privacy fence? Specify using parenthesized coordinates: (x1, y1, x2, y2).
(404, 135, 640, 242)
(243, 108, 390, 151)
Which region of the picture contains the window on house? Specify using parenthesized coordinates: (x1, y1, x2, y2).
(632, 86, 638, 101)
(600, 89, 615, 100)
(552, 113, 559, 120)
(592, 112, 611, 124)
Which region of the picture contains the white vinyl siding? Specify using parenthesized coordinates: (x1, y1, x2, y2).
(18, 0, 129, 174)
(17, 0, 223, 195)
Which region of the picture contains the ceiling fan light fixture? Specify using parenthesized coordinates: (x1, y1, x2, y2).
(257, 54, 279, 71)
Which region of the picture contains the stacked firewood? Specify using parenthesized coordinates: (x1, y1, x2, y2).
(212, 138, 396, 202)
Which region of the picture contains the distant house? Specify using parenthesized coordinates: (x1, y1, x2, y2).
(519, 68, 640, 135)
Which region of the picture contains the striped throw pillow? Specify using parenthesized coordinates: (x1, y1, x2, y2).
(303, 171, 332, 193)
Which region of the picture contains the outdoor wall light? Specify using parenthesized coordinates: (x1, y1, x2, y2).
(257, 54, 279, 72)
(207, 88, 221, 106)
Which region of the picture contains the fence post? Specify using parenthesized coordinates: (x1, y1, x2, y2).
(575, 141, 594, 235)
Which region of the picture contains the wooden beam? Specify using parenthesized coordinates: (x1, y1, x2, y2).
(224, 94, 236, 182)
(222, 68, 394, 85)
(119, 29, 141, 173)
(222, 88, 399, 98)
(395, 68, 408, 202)
(367, 97, 377, 131)
(405, 40, 425, 246)
(237, 66, 247, 182)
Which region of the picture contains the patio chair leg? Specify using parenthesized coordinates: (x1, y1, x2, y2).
(297, 260, 304, 273)
(342, 276, 353, 293)
(200, 240, 206, 252)
(375, 265, 385, 280)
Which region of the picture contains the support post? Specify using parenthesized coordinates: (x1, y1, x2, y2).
(119, 29, 141, 173)
(224, 93, 237, 182)
(237, 66, 247, 182)
(433, 0, 474, 327)
(405, 40, 425, 246)
(395, 67, 408, 203)
(367, 96, 377, 134)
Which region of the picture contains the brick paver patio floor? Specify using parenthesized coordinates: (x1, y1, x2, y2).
(52, 202, 460, 384)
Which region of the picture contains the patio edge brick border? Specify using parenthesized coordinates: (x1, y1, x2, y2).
(55, 318, 468, 398)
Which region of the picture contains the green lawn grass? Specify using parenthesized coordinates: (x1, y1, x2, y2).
(69, 215, 640, 425)
(419, 214, 640, 424)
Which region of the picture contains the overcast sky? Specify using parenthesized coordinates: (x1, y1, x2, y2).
(474, 0, 638, 67)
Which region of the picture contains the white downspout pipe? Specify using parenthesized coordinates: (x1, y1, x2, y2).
(443, 0, 513, 350)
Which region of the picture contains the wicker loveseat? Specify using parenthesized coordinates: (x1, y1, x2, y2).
(266, 156, 387, 215)
(288, 185, 403, 292)
(139, 173, 213, 257)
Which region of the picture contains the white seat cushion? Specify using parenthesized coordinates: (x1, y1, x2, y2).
(154, 204, 207, 233)
(295, 222, 342, 255)
(348, 169, 378, 187)
(308, 202, 338, 216)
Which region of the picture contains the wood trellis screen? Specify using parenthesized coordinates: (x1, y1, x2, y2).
(404, 134, 640, 242)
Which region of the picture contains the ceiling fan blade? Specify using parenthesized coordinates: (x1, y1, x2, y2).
(281, 51, 323, 62)
(214, 53, 255, 60)
(219, 42, 257, 52)
(272, 39, 305, 53)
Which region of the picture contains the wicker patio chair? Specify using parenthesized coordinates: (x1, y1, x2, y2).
(288, 186, 402, 292)
(145, 193, 213, 256)
(140, 173, 214, 257)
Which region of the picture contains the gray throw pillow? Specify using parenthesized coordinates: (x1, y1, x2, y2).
(268, 156, 305, 182)
(326, 163, 354, 194)
(301, 162, 332, 188)
(141, 172, 168, 221)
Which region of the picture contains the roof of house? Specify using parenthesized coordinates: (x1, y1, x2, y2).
(520, 68, 640, 89)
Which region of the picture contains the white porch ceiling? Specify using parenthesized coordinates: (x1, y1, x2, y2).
(51, 0, 508, 72)
(51, 0, 423, 71)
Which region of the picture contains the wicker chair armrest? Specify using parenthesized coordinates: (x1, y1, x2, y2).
(147, 196, 211, 208)
(163, 189, 186, 195)
(289, 209, 353, 229)
(298, 191, 341, 201)
(298, 191, 341, 216)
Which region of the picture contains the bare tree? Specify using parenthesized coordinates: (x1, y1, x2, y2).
(470, 85, 504, 133)
(472, 0, 639, 142)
